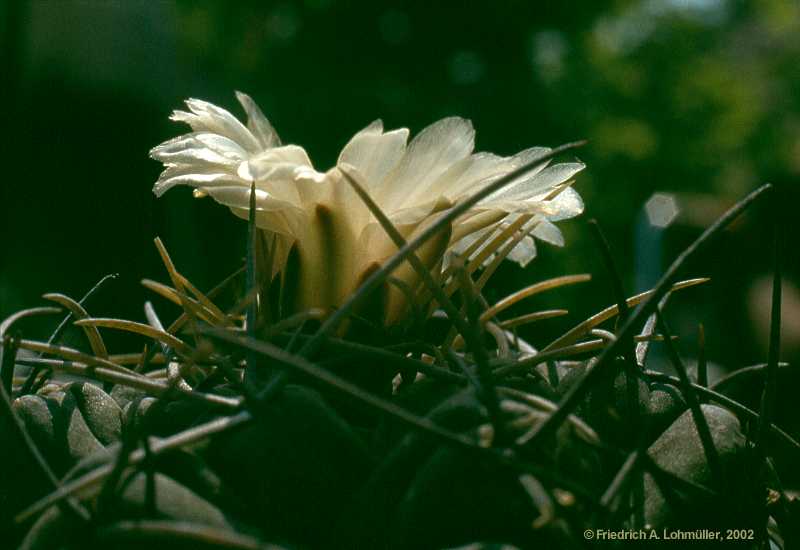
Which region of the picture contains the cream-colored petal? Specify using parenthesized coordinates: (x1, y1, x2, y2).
(486, 162, 584, 203)
(258, 175, 304, 205)
(337, 121, 409, 191)
(157, 163, 239, 182)
(510, 146, 553, 166)
(405, 152, 510, 206)
(223, 195, 307, 237)
(377, 117, 475, 210)
(151, 146, 240, 167)
(193, 133, 251, 160)
(476, 146, 551, 197)
(150, 133, 248, 164)
(388, 194, 453, 227)
(541, 186, 584, 221)
(450, 209, 507, 243)
(473, 201, 554, 216)
(530, 218, 565, 246)
(312, 168, 374, 237)
(237, 145, 316, 206)
(171, 98, 261, 153)
(153, 173, 244, 197)
(507, 235, 537, 267)
(239, 145, 313, 179)
(235, 91, 281, 148)
(204, 185, 271, 208)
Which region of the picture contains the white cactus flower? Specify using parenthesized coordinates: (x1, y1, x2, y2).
(151, 92, 584, 324)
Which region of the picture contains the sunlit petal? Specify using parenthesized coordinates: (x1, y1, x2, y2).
(236, 91, 281, 149)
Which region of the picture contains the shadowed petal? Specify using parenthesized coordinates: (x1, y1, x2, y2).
(507, 235, 538, 267)
(531, 218, 565, 246)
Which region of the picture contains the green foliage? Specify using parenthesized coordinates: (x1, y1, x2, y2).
(1, 182, 796, 549)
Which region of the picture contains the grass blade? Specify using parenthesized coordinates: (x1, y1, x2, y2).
(482, 275, 590, 322)
(1, 307, 61, 393)
(141, 279, 227, 326)
(43, 293, 109, 358)
(498, 309, 569, 329)
(16, 339, 132, 375)
(543, 278, 709, 352)
(656, 311, 724, 490)
(757, 215, 782, 454)
(75, 318, 194, 357)
(525, 183, 772, 445)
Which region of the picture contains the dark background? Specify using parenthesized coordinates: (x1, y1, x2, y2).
(1, 0, 798, 376)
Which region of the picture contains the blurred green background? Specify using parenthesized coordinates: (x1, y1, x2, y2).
(1, 0, 798, 375)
